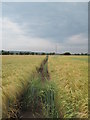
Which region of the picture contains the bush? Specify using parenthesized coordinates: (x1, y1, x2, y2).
(63, 52, 71, 55)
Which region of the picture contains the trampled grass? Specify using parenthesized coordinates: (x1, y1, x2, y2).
(48, 55, 88, 118)
(2, 55, 45, 117)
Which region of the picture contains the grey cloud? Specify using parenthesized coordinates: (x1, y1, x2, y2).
(2, 2, 88, 53)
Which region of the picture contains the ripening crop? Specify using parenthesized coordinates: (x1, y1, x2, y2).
(48, 56, 88, 118)
(2, 55, 45, 117)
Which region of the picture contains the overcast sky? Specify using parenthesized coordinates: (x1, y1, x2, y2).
(2, 2, 88, 53)
(2, 0, 89, 2)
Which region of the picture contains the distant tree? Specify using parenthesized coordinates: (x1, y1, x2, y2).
(2, 50, 6, 55)
(85, 53, 88, 55)
(2, 50, 4, 54)
(7, 51, 10, 55)
(2, 51, 3, 55)
(81, 53, 84, 55)
(63, 52, 71, 55)
(74, 53, 80, 55)
(52, 52, 55, 55)
(42, 52, 45, 55)
(24, 52, 29, 55)
(35, 53, 38, 55)
(31, 52, 34, 55)
(10, 52, 14, 55)
(2, 50, 9, 55)
(46, 53, 49, 55)
(19, 52, 23, 55)
(50, 53, 52, 55)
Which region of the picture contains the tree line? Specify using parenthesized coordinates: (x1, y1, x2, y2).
(1, 50, 55, 55)
(0, 50, 88, 55)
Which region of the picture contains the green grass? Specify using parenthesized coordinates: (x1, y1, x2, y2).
(48, 55, 88, 118)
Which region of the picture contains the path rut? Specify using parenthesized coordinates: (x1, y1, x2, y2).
(20, 56, 49, 118)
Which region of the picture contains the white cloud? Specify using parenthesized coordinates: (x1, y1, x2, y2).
(59, 33, 88, 53)
(3, 17, 23, 34)
(66, 33, 88, 45)
(3, 17, 58, 52)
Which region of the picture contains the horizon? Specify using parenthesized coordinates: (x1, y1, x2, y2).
(1, 49, 88, 54)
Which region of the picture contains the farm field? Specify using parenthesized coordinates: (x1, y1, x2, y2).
(2, 55, 45, 118)
(48, 56, 88, 118)
(1, 55, 88, 118)
(0, 55, 2, 119)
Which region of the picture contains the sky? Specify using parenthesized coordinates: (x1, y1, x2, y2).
(1, 2, 88, 53)
(1, 0, 89, 2)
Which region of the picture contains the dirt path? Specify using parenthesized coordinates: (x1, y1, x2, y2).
(37, 55, 50, 81)
(20, 105, 43, 118)
(20, 56, 49, 118)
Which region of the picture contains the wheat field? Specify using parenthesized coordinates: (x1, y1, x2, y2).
(2, 55, 45, 117)
(1, 55, 88, 118)
(48, 56, 88, 118)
